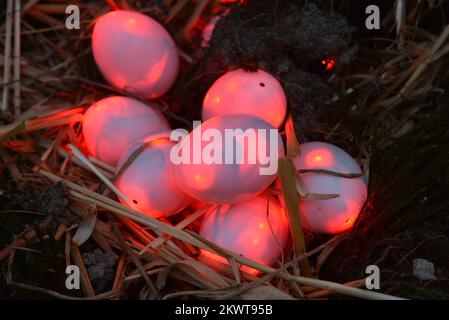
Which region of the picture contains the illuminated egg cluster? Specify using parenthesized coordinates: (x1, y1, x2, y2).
(115, 134, 192, 219)
(199, 195, 289, 274)
(82, 96, 170, 166)
(172, 114, 285, 204)
(202, 69, 287, 128)
(92, 11, 179, 99)
(293, 142, 368, 234)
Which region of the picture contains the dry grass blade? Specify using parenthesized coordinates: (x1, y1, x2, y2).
(112, 253, 128, 298)
(1, 0, 13, 113)
(236, 285, 296, 300)
(71, 243, 95, 297)
(295, 174, 339, 200)
(182, 0, 210, 39)
(165, 0, 189, 23)
(72, 203, 97, 246)
(0, 121, 26, 141)
(297, 168, 363, 179)
(13, 0, 21, 117)
(278, 158, 311, 277)
(113, 134, 171, 182)
(217, 268, 284, 299)
(111, 222, 161, 299)
(285, 114, 301, 158)
(0, 112, 83, 136)
(305, 279, 365, 299)
(68, 143, 130, 204)
(315, 236, 346, 274)
(10, 282, 123, 300)
(141, 205, 210, 252)
(395, 0, 406, 36)
(400, 23, 449, 96)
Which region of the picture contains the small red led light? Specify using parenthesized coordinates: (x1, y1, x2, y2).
(321, 58, 335, 71)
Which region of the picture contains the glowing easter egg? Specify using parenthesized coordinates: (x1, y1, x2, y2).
(115, 134, 192, 219)
(82, 96, 170, 167)
(92, 11, 179, 99)
(202, 69, 287, 128)
(199, 195, 289, 274)
(293, 142, 368, 234)
(172, 115, 285, 204)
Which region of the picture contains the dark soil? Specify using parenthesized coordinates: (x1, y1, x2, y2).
(322, 103, 449, 299)
(174, 0, 356, 141)
(0, 181, 82, 298)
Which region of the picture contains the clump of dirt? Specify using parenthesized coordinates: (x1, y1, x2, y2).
(1, 181, 72, 224)
(174, 0, 355, 140)
(0, 181, 81, 298)
(83, 249, 119, 292)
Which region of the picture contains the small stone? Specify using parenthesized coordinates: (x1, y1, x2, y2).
(412, 258, 436, 281)
(82, 249, 119, 292)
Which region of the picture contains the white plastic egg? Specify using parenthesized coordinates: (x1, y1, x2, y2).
(82, 96, 170, 166)
(172, 114, 285, 204)
(199, 194, 289, 274)
(115, 134, 192, 219)
(202, 69, 287, 128)
(293, 142, 368, 234)
(92, 11, 179, 99)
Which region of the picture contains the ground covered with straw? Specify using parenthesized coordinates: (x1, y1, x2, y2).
(1, 0, 449, 300)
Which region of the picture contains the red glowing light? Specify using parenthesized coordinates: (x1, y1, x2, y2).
(321, 58, 335, 71)
(200, 250, 260, 275)
(220, 0, 245, 3)
(305, 148, 333, 168)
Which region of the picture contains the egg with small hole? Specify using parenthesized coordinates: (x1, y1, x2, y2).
(202, 69, 287, 128)
(82, 96, 170, 167)
(199, 194, 289, 274)
(172, 114, 285, 205)
(115, 133, 192, 219)
(293, 142, 368, 234)
(92, 10, 179, 98)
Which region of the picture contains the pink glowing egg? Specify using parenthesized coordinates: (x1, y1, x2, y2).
(202, 69, 287, 128)
(115, 134, 192, 219)
(82, 96, 170, 166)
(172, 114, 285, 204)
(92, 10, 179, 99)
(293, 142, 368, 234)
(199, 195, 289, 274)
